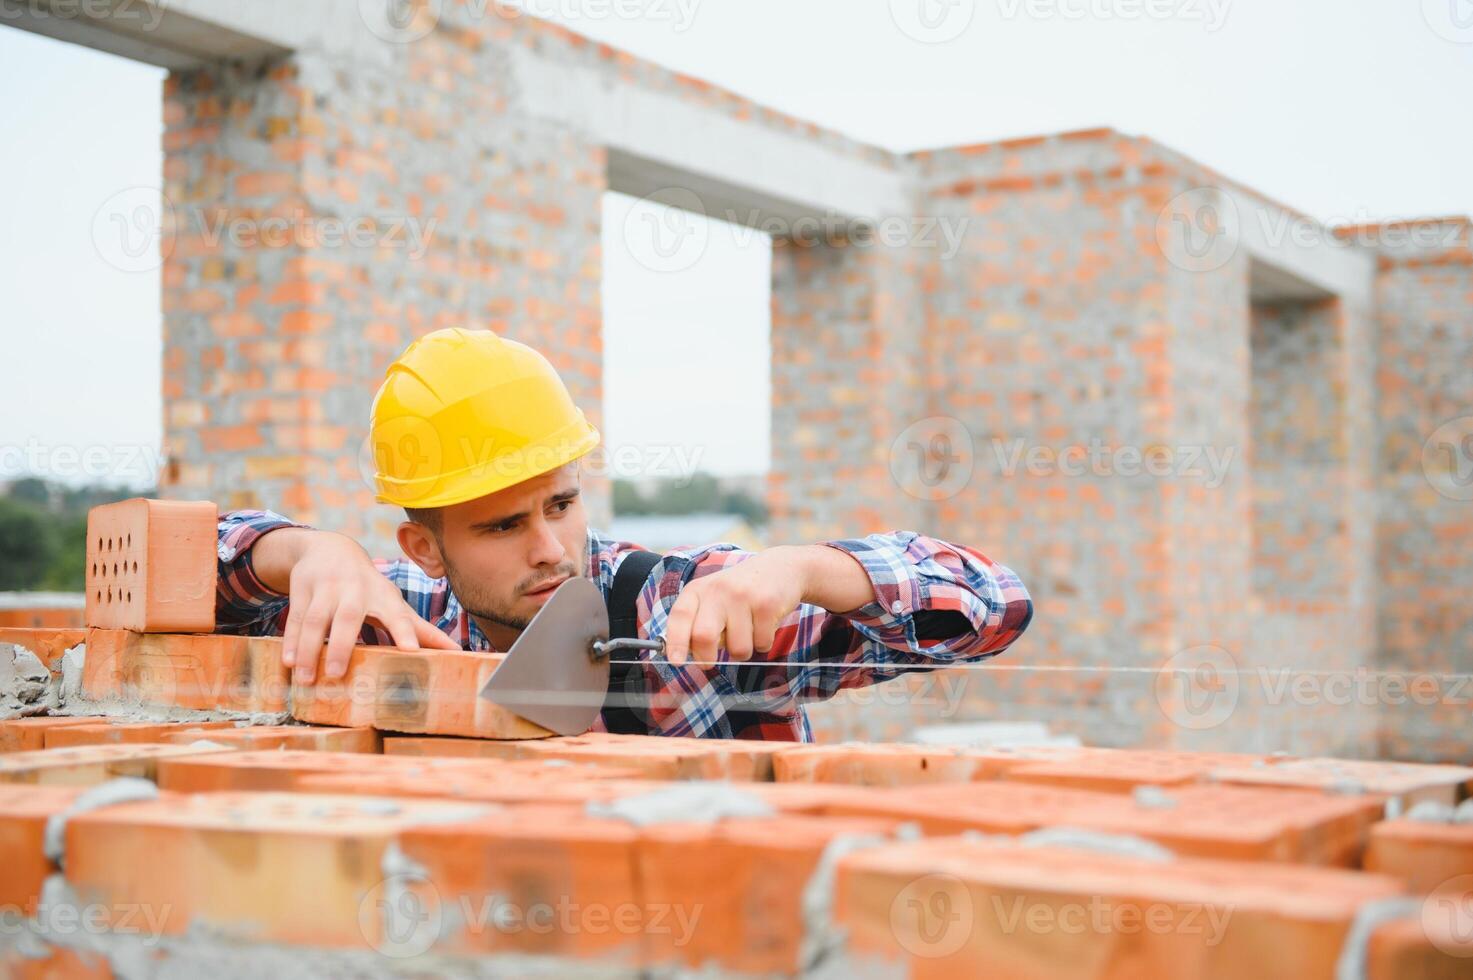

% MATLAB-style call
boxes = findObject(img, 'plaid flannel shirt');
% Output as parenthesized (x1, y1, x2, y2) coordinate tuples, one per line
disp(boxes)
(216, 510, 1032, 741)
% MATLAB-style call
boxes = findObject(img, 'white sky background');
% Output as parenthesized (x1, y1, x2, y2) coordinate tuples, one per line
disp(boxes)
(1, 0, 1470, 487)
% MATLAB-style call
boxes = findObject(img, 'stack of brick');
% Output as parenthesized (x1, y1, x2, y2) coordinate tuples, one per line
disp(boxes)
(1, 499, 1471, 975)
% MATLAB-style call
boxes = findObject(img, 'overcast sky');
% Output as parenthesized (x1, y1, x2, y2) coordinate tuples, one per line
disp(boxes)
(1, 0, 1469, 487)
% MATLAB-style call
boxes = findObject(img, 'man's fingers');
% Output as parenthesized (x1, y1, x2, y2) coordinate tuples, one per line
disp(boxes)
(412, 615, 459, 650)
(291, 594, 335, 684)
(322, 602, 365, 680)
(723, 606, 755, 662)
(663, 590, 700, 666)
(281, 588, 309, 668)
(381, 614, 421, 652)
(752, 611, 779, 657)
(689, 596, 727, 663)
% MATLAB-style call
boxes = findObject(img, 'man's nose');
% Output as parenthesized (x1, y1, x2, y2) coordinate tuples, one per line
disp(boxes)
(526, 516, 566, 568)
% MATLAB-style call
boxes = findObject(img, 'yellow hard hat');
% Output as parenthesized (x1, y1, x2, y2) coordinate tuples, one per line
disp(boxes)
(369, 328, 600, 508)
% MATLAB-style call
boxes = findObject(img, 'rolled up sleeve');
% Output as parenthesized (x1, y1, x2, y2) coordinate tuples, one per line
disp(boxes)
(215, 509, 304, 633)
(819, 531, 1033, 664)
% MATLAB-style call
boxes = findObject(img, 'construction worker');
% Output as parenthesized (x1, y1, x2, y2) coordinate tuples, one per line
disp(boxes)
(215, 328, 1032, 740)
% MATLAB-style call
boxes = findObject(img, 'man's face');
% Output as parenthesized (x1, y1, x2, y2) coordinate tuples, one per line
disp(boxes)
(426, 463, 589, 633)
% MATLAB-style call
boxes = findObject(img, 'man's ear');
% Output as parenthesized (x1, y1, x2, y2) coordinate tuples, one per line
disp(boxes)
(398, 521, 447, 579)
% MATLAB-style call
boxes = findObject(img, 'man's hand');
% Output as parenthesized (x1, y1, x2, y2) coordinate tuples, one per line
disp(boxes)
(254, 528, 459, 683)
(661, 544, 873, 666)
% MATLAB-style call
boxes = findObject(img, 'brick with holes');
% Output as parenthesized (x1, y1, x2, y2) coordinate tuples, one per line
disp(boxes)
(84, 498, 217, 632)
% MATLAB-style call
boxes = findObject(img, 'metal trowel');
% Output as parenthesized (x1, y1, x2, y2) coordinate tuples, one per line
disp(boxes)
(477, 577, 664, 736)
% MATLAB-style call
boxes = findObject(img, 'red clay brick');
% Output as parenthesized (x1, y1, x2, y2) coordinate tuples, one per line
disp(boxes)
(391, 732, 795, 781)
(159, 723, 381, 752)
(399, 807, 644, 961)
(835, 836, 1406, 977)
(0, 716, 107, 753)
(290, 646, 551, 740)
(294, 771, 678, 807)
(638, 814, 897, 973)
(1367, 908, 1473, 976)
(1211, 757, 1473, 807)
(0, 784, 86, 916)
(1366, 819, 1473, 892)
(82, 629, 289, 715)
(1004, 750, 1270, 793)
(0, 743, 232, 786)
(42, 720, 234, 749)
(820, 781, 1379, 865)
(772, 742, 1091, 786)
(64, 791, 497, 949)
(84, 499, 216, 632)
(153, 748, 591, 793)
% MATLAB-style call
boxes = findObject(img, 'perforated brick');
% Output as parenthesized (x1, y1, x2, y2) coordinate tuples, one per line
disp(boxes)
(42, 720, 234, 749)
(81, 629, 289, 715)
(158, 723, 381, 753)
(0, 742, 232, 786)
(84, 498, 217, 632)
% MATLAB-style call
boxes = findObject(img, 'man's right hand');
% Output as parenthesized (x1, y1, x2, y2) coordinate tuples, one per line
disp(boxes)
(253, 527, 459, 684)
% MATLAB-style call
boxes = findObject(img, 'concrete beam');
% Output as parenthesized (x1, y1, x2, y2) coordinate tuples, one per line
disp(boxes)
(508, 45, 911, 226)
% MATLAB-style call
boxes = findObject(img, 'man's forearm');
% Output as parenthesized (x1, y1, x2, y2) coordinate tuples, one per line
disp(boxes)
(250, 527, 354, 594)
(788, 544, 874, 614)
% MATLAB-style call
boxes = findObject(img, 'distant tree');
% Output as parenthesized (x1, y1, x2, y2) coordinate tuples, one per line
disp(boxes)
(612, 475, 767, 526)
(0, 480, 147, 591)
(41, 514, 89, 591)
(7, 477, 52, 508)
(0, 498, 57, 591)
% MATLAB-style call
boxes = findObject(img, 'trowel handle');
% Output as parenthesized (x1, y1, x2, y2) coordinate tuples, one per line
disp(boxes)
(590, 636, 666, 661)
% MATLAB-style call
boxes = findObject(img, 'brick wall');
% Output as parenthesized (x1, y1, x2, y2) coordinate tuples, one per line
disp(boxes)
(1371, 220, 1473, 761)
(151, 7, 1468, 761)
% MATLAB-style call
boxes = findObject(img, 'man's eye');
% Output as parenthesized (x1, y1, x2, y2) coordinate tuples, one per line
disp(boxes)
(552, 500, 573, 513)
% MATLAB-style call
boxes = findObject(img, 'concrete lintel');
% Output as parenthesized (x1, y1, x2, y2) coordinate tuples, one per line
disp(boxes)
(0, 0, 293, 68)
(509, 45, 911, 226)
(1232, 190, 1375, 309)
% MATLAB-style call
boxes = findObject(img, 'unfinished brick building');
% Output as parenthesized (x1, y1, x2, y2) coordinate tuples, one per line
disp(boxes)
(10, 0, 1471, 764)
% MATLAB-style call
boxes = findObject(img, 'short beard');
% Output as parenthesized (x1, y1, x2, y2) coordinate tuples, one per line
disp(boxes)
(442, 541, 588, 633)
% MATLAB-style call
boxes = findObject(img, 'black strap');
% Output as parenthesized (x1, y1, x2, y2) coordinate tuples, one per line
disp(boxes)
(601, 549, 664, 734)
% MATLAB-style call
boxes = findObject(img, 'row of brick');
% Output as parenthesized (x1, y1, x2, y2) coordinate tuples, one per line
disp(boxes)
(2, 767, 1468, 976)
(4, 735, 1472, 887)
